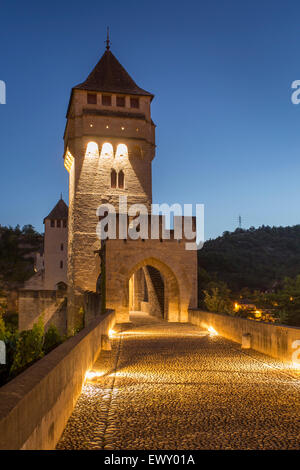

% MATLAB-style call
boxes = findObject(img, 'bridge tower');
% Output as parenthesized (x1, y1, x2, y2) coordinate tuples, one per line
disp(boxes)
(64, 40, 156, 330)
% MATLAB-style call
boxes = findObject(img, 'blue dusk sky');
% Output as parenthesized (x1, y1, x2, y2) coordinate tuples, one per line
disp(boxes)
(0, 0, 300, 240)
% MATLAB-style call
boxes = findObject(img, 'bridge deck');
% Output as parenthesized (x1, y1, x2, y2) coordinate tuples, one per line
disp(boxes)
(57, 313, 300, 450)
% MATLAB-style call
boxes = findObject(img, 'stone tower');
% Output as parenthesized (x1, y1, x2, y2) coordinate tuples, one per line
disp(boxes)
(43, 198, 68, 290)
(64, 43, 156, 330)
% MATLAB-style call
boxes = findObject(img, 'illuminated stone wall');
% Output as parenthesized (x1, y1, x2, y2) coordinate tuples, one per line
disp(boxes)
(189, 309, 300, 363)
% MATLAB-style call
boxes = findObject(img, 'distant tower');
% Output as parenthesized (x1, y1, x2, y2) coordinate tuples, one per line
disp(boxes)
(64, 40, 155, 329)
(238, 215, 242, 229)
(43, 198, 68, 289)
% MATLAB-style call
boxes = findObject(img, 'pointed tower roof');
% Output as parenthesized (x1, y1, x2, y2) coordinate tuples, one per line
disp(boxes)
(74, 49, 153, 98)
(43, 198, 68, 223)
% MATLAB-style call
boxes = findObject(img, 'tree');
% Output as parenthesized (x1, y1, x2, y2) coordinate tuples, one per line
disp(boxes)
(203, 281, 234, 315)
(0, 314, 6, 341)
(270, 275, 300, 326)
(43, 324, 62, 353)
(10, 317, 44, 376)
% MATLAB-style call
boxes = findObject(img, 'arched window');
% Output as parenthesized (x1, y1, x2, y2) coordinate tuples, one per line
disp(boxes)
(118, 170, 125, 189)
(116, 143, 128, 158)
(100, 142, 114, 158)
(85, 141, 99, 157)
(111, 169, 117, 188)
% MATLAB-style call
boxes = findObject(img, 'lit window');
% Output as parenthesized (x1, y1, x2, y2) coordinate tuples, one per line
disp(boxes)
(111, 169, 117, 188)
(102, 95, 112, 106)
(87, 93, 97, 104)
(130, 97, 139, 108)
(85, 141, 99, 157)
(116, 96, 125, 107)
(100, 142, 114, 158)
(64, 149, 74, 173)
(116, 143, 128, 158)
(118, 170, 125, 189)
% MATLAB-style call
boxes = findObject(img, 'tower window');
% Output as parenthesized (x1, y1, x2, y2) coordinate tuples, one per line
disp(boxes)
(130, 97, 139, 108)
(116, 96, 125, 107)
(87, 93, 97, 104)
(116, 143, 128, 158)
(102, 95, 112, 106)
(85, 141, 99, 157)
(60, 243, 64, 251)
(50, 220, 55, 227)
(101, 142, 114, 158)
(60, 260, 63, 269)
(57, 220, 61, 228)
(111, 169, 117, 188)
(63, 219, 67, 228)
(118, 170, 125, 189)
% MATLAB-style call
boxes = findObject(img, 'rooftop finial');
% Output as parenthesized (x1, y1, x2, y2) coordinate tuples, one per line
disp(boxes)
(105, 27, 111, 50)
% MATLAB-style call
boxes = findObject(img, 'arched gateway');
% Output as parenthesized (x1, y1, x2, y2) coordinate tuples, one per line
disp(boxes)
(128, 258, 180, 321)
(105, 240, 197, 323)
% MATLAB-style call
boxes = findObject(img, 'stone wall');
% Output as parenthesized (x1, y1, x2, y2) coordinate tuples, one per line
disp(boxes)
(0, 310, 115, 450)
(83, 291, 102, 326)
(189, 309, 300, 363)
(18, 289, 67, 335)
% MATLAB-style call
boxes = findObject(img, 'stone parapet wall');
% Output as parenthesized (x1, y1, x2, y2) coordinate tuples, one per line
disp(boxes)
(0, 310, 115, 450)
(189, 309, 300, 363)
(18, 289, 67, 334)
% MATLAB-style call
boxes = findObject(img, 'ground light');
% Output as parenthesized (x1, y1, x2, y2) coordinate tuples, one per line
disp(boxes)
(207, 326, 218, 336)
(85, 370, 103, 381)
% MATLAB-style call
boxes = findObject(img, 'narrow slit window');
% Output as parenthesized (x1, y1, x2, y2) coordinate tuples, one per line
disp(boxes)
(111, 169, 117, 188)
(118, 170, 124, 189)
(87, 93, 97, 104)
(57, 220, 61, 228)
(130, 97, 139, 108)
(60, 260, 63, 269)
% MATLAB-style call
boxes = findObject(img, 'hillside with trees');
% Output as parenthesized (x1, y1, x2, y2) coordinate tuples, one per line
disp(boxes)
(0, 224, 43, 291)
(198, 225, 300, 292)
(198, 225, 300, 326)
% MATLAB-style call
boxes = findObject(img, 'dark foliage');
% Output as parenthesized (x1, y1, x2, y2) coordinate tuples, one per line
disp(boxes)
(0, 225, 43, 289)
(198, 225, 300, 293)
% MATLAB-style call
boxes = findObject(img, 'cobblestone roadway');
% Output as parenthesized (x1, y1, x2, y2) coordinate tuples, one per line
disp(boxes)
(57, 313, 300, 450)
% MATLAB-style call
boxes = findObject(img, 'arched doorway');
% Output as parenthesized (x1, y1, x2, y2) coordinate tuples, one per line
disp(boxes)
(127, 258, 180, 321)
(129, 265, 165, 318)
